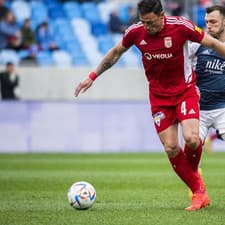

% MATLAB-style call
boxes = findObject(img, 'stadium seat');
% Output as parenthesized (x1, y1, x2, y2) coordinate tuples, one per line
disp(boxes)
(97, 35, 114, 54)
(81, 2, 102, 24)
(91, 22, 108, 37)
(71, 18, 91, 37)
(131, 45, 142, 58)
(52, 19, 74, 37)
(77, 33, 103, 66)
(43, 0, 58, 6)
(192, 5, 206, 28)
(64, 40, 89, 66)
(52, 50, 72, 67)
(0, 50, 20, 65)
(118, 3, 132, 25)
(63, 2, 83, 20)
(64, 40, 83, 54)
(36, 51, 54, 66)
(47, 3, 65, 20)
(11, 0, 31, 24)
(98, 2, 118, 24)
(122, 50, 141, 68)
(53, 35, 67, 50)
(72, 54, 89, 66)
(30, 1, 48, 29)
(111, 33, 123, 44)
(18, 50, 30, 60)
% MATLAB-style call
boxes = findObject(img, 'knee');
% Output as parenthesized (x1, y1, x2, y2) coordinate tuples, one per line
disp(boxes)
(184, 133, 199, 150)
(163, 142, 180, 158)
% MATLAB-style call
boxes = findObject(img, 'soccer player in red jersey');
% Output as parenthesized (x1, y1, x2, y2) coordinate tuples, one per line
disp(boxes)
(75, 0, 225, 211)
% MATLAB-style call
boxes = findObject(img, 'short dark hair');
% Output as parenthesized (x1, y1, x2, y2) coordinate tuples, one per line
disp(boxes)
(206, 5, 225, 17)
(6, 62, 13, 66)
(138, 0, 163, 16)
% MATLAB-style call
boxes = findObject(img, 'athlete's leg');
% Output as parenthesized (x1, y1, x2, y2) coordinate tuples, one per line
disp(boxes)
(158, 124, 205, 194)
(176, 92, 202, 171)
(200, 110, 214, 153)
(181, 118, 203, 171)
(214, 108, 225, 141)
(177, 119, 210, 210)
(152, 97, 209, 210)
(199, 110, 211, 144)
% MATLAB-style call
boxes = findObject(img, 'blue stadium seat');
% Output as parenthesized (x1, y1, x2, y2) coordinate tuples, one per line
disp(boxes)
(91, 22, 108, 37)
(192, 5, 206, 28)
(0, 50, 20, 65)
(50, 19, 76, 48)
(43, 0, 58, 6)
(71, 18, 91, 37)
(64, 40, 89, 66)
(98, 2, 117, 24)
(97, 35, 114, 54)
(118, 3, 132, 25)
(131, 45, 141, 58)
(64, 40, 83, 54)
(53, 35, 67, 49)
(11, 0, 31, 24)
(48, 3, 65, 20)
(81, 2, 102, 24)
(30, 1, 48, 28)
(18, 50, 30, 60)
(36, 51, 54, 66)
(52, 19, 74, 36)
(63, 2, 83, 20)
(52, 50, 72, 67)
(122, 50, 141, 68)
(5, 0, 11, 7)
(72, 54, 89, 66)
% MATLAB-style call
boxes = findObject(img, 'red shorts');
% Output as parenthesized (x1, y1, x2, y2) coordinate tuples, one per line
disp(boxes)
(150, 86, 200, 133)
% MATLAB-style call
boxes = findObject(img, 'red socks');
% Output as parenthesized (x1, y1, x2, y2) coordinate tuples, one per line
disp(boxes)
(184, 139, 202, 171)
(169, 149, 205, 194)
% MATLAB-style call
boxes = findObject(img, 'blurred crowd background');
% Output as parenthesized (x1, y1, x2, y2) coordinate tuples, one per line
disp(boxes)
(1, 0, 224, 152)
(0, 0, 225, 68)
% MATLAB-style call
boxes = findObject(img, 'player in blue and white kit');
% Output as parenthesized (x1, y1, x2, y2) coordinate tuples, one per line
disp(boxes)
(190, 5, 225, 146)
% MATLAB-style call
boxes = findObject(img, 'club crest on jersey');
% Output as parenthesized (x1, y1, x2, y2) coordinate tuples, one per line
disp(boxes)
(164, 37, 172, 48)
(153, 111, 165, 127)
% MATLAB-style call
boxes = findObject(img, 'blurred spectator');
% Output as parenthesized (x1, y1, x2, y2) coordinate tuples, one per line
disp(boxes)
(199, 0, 212, 7)
(109, 9, 127, 33)
(0, 11, 22, 50)
(128, 5, 139, 25)
(221, 0, 225, 5)
(0, 62, 20, 100)
(20, 18, 38, 60)
(36, 21, 59, 51)
(0, 0, 9, 21)
(166, 1, 183, 16)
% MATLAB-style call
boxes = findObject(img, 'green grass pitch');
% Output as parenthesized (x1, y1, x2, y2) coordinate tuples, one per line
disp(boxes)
(0, 152, 225, 225)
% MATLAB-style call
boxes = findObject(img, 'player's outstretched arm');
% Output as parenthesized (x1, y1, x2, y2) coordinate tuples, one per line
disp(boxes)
(201, 33, 225, 58)
(74, 42, 128, 97)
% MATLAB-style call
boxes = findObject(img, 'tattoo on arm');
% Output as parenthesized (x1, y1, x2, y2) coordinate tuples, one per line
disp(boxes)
(96, 44, 126, 75)
(98, 61, 112, 74)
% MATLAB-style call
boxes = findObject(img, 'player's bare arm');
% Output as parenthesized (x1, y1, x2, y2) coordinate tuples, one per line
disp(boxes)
(201, 33, 225, 58)
(95, 42, 128, 75)
(74, 42, 128, 97)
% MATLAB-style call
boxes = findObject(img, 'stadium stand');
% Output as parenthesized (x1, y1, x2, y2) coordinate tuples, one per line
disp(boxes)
(0, 49, 20, 65)
(0, 0, 213, 67)
(0, 0, 140, 67)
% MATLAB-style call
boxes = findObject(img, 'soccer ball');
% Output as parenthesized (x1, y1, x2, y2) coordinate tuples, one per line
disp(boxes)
(67, 181, 96, 210)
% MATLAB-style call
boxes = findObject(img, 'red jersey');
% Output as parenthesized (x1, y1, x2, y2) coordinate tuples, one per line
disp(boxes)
(122, 16, 204, 97)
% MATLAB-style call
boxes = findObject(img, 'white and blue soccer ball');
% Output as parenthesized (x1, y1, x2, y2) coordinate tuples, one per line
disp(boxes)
(67, 181, 96, 210)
